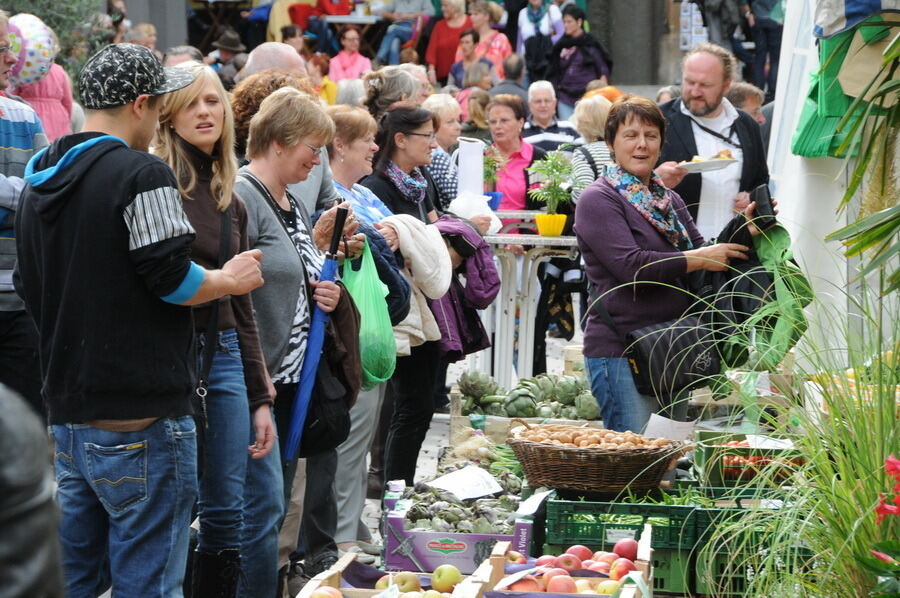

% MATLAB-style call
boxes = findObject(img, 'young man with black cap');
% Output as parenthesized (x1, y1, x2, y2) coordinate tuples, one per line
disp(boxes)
(15, 43, 265, 598)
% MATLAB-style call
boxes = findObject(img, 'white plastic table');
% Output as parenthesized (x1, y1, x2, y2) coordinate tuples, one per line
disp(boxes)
(482, 233, 578, 388)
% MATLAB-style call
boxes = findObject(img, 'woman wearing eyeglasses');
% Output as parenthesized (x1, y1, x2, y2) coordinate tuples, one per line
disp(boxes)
(360, 104, 455, 489)
(360, 103, 440, 224)
(330, 24, 372, 82)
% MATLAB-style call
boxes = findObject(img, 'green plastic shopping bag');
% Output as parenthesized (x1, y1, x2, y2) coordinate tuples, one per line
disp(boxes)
(342, 238, 396, 390)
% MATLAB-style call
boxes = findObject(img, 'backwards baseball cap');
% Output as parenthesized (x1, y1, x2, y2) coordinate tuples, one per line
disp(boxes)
(79, 43, 197, 110)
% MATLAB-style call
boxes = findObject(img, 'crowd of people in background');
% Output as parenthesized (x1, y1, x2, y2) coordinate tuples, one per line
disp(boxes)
(0, 1, 783, 597)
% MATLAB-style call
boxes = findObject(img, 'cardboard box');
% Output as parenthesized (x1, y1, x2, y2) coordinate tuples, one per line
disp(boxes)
(297, 550, 478, 598)
(457, 530, 653, 598)
(384, 493, 547, 574)
(562, 345, 584, 376)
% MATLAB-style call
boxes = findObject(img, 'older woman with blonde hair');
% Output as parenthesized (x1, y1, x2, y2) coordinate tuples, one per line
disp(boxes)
(571, 93, 612, 201)
(236, 86, 363, 590)
(422, 93, 462, 209)
(155, 61, 275, 597)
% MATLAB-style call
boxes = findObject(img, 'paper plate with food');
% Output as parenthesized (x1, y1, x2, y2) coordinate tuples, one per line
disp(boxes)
(675, 150, 738, 173)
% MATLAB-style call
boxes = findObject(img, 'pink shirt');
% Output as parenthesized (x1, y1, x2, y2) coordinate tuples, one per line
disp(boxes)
(15, 63, 72, 142)
(496, 140, 534, 211)
(454, 30, 512, 79)
(329, 51, 373, 82)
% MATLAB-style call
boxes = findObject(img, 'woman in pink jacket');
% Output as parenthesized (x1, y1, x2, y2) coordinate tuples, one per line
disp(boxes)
(329, 25, 373, 81)
(15, 63, 73, 141)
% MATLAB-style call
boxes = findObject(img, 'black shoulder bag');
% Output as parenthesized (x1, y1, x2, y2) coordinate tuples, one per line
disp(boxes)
(589, 292, 720, 399)
(194, 205, 232, 469)
(238, 172, 352, 457)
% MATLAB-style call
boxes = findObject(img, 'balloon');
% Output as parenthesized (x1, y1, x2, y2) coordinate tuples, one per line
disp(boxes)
(7, 22, 26, 83)
(9, 14, 58, 87)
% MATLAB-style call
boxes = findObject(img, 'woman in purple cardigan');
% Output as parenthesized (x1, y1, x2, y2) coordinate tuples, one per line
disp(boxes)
(574, 96, 758, 433)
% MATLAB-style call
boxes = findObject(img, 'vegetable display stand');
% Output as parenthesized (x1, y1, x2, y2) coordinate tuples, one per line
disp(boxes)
(693, 431, 804, 487)
(449, 393, 606, 446)
(508, 421, 685, 493)
(298, 550, 475, 598)
(461, 536, 653, 598)
(383, 496, 544, 574)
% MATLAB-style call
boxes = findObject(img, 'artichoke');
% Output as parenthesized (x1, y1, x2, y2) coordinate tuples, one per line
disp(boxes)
(504, 387, 537, 417)
(472, 517, 495, 534)
(575, 390, 601, 420)
(515, 378, 544, 403)
(483, 402, 507, 417)
(555, 375, 584, 405)
(497, 470, 523, 494)
(431, 516, 453, 532)
(455, 520, 474, 533)
(457, 371, 502, 400)
(535, 374, 558, 401)
(428, 500, 451, 516)
(559, 405, 579, 420)
(407, 502, 432, 522)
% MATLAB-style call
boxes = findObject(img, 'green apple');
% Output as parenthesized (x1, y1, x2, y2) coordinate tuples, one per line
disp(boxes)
(422, 590, 443, 598)
(375, 575, 391, 590)
(394, 572, 422, 593)
(431, 564, 463, 593)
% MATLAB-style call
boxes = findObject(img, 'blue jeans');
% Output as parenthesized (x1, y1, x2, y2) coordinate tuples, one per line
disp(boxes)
(557, 102, 575, 121)
(53, 416, 197, 598)
(238, 407, 284, 598)
(585, 357, 657, 433)
(196, 329, 251, 551)
(376, 21, 413, 65)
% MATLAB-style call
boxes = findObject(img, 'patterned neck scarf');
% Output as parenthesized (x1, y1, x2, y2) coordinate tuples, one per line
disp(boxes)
(602, 164, 693, 250)
(385, 161, 427, 204)
(527, 2, 548, 26)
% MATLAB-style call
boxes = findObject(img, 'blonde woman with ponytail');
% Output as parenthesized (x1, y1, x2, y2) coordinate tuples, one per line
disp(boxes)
(156, 61, 277, 597)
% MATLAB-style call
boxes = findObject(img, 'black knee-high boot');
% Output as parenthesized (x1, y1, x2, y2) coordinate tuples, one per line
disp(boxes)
(191, 548, 241, 598)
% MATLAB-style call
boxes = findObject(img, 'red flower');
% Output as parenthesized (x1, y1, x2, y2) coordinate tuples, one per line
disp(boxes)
(871, 550, 900, 565)
(876, 493, 900, 524)
(887, 455, 900, 480)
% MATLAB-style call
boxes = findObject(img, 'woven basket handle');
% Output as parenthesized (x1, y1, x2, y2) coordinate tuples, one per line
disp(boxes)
(509, 418, 533, 430)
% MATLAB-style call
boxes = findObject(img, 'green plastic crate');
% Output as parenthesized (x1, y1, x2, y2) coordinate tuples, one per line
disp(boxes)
(546, 497, 699, 550)
(650, 548, 694, 595)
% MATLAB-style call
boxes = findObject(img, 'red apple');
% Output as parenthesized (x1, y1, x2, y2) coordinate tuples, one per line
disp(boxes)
(542, 568, 570, 585)
(554, 553, 582, 572)
(506, 550, 527, 565)
(535, 554, 557, 567)
(580, 560, 595, 569)
(591, 552, 617, 566)
(509, 575, 542, 592)
(612, 538, 639, 562)
(609, 558, 637, 581)
(546, 575, 577, 594)
(565, 545, 594, 562)
(588, 562, 611, 574)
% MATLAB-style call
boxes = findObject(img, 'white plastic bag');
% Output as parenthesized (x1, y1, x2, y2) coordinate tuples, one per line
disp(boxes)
(448, 191, 502, 234)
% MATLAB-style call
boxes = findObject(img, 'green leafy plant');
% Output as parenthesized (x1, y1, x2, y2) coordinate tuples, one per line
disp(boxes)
(698, 274, 899, 597)
(483, 146, 507, 187)
(526, 150, 574, 214)
(826, 31, 900, 294)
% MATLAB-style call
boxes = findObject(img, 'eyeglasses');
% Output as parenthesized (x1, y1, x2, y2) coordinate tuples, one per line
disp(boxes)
(406, 132, 436, 141)
(302, 141, 325, 156)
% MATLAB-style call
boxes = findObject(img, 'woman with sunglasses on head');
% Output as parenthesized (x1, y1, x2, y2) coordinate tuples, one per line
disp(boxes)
(154, 61, 276, 597)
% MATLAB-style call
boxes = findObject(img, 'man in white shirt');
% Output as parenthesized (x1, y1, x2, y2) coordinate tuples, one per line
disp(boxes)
(655, 42, 768, 240)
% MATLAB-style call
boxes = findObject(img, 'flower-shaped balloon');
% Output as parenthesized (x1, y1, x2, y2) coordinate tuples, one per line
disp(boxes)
(8, 14, 58, 87)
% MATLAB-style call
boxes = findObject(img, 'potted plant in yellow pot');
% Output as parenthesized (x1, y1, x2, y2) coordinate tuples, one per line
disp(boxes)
(527, 150, 574, 236)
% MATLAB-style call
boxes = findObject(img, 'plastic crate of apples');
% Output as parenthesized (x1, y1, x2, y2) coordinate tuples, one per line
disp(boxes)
(455, 531, 652, 598)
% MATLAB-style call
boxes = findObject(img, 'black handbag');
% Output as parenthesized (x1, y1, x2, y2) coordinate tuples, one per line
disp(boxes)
(590, 293, 721, 399)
